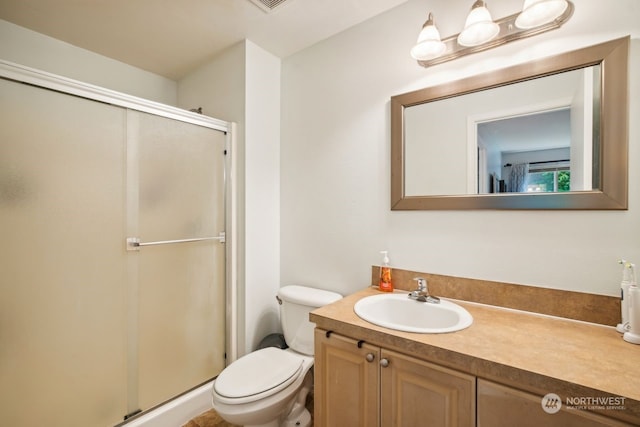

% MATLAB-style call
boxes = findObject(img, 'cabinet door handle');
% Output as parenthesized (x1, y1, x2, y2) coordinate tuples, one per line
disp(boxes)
(380, 358, 389, 368)
(366, 353, 375, 363)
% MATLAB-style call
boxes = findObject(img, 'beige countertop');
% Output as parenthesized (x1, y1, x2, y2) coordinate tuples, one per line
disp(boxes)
(310, 287, 640, 423)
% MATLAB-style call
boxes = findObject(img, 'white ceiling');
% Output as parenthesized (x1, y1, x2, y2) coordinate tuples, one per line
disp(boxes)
(0, 0, 409, 80)
(478, 108, 571, 154)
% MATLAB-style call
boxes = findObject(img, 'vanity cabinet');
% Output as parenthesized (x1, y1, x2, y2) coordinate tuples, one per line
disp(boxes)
(314, 329, 475, 427)
(314, 329, 379, 426)
(477, 379, 634, 427)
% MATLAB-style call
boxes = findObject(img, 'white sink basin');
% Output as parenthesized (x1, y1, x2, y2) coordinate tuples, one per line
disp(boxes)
(353, 293, 473, 333)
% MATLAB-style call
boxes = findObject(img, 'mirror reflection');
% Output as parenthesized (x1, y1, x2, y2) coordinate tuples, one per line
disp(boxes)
(404, 65, 601, 196)
(390, 37, 628, 210)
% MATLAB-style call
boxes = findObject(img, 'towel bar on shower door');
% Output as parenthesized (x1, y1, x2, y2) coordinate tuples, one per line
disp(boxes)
(126, 232, 226, 251)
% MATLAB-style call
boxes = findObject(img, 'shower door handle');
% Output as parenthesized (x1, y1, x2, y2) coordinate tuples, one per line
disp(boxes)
(126, 232, 225, 251)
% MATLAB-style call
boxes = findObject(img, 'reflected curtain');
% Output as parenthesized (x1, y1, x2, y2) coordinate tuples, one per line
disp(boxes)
(507, 163, 529, 192)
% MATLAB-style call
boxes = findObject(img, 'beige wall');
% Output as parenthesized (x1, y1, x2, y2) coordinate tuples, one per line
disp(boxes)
(0, 19, 177, 105)
(281, 0, 640, 297)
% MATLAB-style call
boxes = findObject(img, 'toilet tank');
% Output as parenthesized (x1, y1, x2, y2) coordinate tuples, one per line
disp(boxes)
(278, 285, 342, 356)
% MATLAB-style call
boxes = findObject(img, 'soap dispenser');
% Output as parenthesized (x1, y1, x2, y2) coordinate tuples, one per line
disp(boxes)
(379, 251, 393, 292)
(623, 262, 640, 344)
(617, 259, 635, 334)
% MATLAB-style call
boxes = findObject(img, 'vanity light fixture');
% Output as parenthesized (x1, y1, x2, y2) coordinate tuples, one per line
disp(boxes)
(412, 0, 573, 67)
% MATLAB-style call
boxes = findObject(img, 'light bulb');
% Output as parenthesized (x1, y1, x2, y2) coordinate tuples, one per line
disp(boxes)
(515, 0, 569, 29)
(457, 1, 500, 47)
(410, 13, 446, 61)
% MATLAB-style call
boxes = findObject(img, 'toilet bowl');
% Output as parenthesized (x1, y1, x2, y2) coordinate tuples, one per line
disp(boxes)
(212, 347, 313, 427)
(211, 285, 342, 427)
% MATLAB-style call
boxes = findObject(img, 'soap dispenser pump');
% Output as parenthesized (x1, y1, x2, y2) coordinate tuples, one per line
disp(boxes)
(617, 259, 635, 334)
(623, 262, 640, 344)
(379, 251, 393, 292)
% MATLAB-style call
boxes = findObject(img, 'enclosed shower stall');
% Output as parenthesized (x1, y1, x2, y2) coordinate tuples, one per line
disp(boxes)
(0, 62, 231, 426)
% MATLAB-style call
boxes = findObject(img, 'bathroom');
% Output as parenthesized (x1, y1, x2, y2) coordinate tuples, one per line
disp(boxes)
(1, 0, 639, 425)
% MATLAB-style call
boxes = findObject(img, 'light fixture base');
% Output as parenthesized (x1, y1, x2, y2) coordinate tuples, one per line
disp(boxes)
(417, 0, 573, 68)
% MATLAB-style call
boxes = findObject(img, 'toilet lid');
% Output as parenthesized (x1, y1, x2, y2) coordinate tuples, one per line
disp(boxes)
(214, 347, 303, 399)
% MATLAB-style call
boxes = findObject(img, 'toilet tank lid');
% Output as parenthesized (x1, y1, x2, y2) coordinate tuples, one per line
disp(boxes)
(278, 285, 342, 307)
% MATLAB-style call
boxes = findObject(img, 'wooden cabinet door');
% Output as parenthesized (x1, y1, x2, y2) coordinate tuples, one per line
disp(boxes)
(478, 379, 634, 427)
(381, 349, 476, 427)
(314, 329, 380, 427)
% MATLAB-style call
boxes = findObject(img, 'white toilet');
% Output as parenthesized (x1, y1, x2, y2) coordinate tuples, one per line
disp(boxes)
(211, 285, 342, 427)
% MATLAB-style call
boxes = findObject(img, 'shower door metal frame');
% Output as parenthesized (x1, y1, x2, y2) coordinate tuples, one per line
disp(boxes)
(0, 59, 237, 422)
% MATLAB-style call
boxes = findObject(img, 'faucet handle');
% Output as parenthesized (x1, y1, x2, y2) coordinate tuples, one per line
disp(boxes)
(413, 277, 427, 292)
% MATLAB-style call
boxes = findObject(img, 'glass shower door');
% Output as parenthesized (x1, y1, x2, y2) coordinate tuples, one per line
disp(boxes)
(0, 78, 128, 426)
(1, 75, 228, 425)
(126, 110, 227, 412)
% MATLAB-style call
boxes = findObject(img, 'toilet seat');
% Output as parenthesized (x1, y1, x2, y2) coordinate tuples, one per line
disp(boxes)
(213, 347, 304, 404)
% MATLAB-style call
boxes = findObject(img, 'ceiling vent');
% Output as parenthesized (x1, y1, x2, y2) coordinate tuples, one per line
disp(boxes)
(248, 0, 291, 13)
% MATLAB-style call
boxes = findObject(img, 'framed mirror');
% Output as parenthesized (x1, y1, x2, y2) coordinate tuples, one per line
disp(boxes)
(391, 37, 629, 210)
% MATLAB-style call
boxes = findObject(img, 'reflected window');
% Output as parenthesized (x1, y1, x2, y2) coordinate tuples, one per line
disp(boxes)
(527, 169, 571, 192)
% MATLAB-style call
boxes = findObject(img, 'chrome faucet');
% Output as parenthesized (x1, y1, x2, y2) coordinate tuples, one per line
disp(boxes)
(409, 277, 440, 304)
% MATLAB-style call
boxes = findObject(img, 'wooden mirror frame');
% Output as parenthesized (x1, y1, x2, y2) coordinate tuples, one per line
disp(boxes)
(391, 37, 629, 210)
